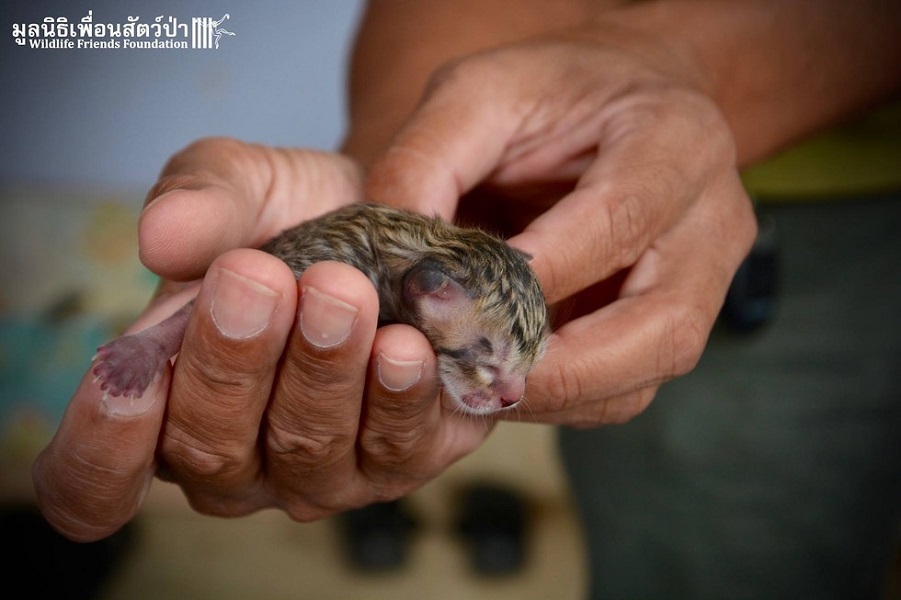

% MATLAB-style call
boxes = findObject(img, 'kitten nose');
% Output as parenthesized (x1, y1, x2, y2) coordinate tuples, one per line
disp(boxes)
(497, 376, 526, 408)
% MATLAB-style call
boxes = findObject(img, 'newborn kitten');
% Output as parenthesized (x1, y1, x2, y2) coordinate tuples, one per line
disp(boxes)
(93, 202, 548, 415)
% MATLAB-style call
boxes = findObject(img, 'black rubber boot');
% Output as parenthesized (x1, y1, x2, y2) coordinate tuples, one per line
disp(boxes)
(339, 499, 418, 571)
(455, 484, 527, 576)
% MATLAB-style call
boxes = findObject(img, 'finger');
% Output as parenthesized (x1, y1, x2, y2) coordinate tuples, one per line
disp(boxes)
(31, 283, 203, 541)
(523, 171, 757, 420)
(32, 362, 168, 542)
(365, 57, 522, 220)
(357, 323, 473, 494)
(262, 261, 380, 520)
(140, 138, 362, 281)
(509, 385, 660, 428)
(509, 90, 737, 304)
(358, 325, 442, 493)
(158, 248, 298, 515)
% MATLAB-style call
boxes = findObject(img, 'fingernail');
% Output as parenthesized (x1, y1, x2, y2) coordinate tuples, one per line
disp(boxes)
(141, 189, 177, 214)
(377, 354, 424, 392)
(211, 268, 280, 339)
(100, 389, 157, 418)
(300, 286, 358, 349)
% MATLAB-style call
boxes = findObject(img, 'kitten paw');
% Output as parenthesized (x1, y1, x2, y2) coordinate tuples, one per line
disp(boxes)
(92, 335, 168, 399)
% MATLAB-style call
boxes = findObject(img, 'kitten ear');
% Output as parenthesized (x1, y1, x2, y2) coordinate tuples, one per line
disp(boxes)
(403, 260, 470, 307)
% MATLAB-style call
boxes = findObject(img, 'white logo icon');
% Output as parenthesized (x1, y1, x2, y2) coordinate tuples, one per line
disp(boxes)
(192, 13, 235, 50)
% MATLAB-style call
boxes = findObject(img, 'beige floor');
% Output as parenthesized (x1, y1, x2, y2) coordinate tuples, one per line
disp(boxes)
(98, 422, 587, 600)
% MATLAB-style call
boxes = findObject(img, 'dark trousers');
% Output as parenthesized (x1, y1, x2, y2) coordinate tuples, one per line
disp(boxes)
(560, 197, 901, 599)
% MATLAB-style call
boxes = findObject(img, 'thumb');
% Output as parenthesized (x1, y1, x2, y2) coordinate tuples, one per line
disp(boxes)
(140, 137, 362, 281)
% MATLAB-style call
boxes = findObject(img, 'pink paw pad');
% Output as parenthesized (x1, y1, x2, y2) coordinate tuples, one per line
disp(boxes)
(92, 335, 169, 399)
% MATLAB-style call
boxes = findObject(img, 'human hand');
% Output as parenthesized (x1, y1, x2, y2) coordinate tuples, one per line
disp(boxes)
(33, 138, 491, 542)
(364, 21, 758, 427)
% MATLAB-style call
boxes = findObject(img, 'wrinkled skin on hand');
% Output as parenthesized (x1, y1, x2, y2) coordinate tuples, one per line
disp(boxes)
(363, 23, 758, 426)
(33, 141, 492, 542)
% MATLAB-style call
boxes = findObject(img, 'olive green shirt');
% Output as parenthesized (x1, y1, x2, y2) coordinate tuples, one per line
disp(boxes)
(742, 101, 901, 200)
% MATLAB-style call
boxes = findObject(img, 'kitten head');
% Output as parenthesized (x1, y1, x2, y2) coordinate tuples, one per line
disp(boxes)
(402, 236, 548, 415)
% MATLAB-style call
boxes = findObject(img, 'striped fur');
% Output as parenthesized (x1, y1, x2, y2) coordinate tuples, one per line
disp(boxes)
(261, 203, 549, 393)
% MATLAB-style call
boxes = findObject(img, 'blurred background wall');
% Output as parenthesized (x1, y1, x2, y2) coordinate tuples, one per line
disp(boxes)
(2, 0, 363, 190)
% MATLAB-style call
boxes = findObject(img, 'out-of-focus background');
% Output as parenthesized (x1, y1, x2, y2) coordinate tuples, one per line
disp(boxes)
(1, 2, 587, 598)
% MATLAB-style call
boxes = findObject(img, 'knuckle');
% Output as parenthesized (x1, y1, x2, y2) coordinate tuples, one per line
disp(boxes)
(541, 354, 586, 413)
(689, 94, 737, 167)
(422, 51, 520, 112)
(660, 302, 710, 378)
(278, 334, 367, 397)
(423, 57, 465, 97)
(161, 432, 245, 480)
(359, 427, 423, 473)
(423, 54, 493, 99)
(659, 89, 735, 162)
(602, 190, 651, 270)
(280, 357, 357, 397)
(265, 422, 349, 470)
(177, 345, 269, 401)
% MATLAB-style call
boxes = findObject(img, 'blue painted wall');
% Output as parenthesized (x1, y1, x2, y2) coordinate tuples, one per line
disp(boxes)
(2, 1, 363, 190)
